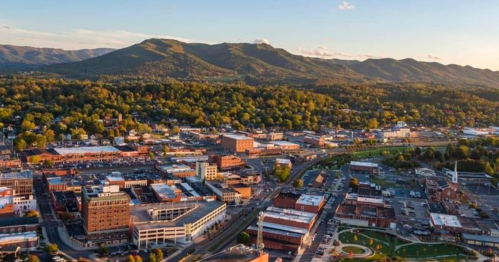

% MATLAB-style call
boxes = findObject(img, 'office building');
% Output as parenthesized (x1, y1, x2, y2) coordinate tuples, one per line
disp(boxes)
(196, 162, 218, 181)
(0, 171, 33, 196)
(81, 185, 130, 246)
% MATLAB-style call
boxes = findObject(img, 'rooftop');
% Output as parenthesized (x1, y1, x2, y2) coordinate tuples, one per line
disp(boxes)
(132, 200, 225, 229)
(462, 233, 499, 244)
(54, 146, 121, 155)
(222, 134, 253, 140)
(265, 206, 316, 224)
(296, 194, 324, 207)
(350, 161, 378, 168)
(151, 184, 179, 200)
(0, 170, 33, 180)
(430, 213, 462, 228)
(271, 141, 299, 146)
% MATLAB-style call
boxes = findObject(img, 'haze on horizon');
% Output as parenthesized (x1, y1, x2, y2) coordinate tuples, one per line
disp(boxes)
(1, 0, 498, 70)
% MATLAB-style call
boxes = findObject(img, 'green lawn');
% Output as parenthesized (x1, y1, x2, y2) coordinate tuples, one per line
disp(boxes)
(371, 177, 396, 188)
(342, 246, 365, 254)
(395, 243, 471, 258)
(353, 147, 407, 158)
(339, 230, 474, 262)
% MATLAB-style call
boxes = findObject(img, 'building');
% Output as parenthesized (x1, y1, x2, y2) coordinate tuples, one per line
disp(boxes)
(0, 217, 38, 249)
(131, 200, 226, 248)
(273, 192, 301, 209)
(157, 164, 196, 178)
(265, 132, 284, 141)
(216, 155, 246, 171)
(151, 184, 182, 202)
(205, 181, 242, 203)
(200, 244, 269, 262)
(335, 185, 396, 228)
(463, 234, 499, 248)
(380, 127, 411, 139)
(270, 141, 300, 151)
(275, 158, 292, 168)
(303, 136, 325, 147)
(295, 194, 325, 214)
(246, 207, 316, 253)
(0, 171, 33, 196)
(81, 185, 130, 246)
(0, 188, 37, 216)
(349, 161, 379, 175)
(221, 134, 254, 153)
(196, 162, 218, 181)
(232, 184, 252, 199)
(0, 187, 14, 215)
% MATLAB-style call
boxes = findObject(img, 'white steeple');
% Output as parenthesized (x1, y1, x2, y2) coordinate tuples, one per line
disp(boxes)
(451, 160, 458, 184)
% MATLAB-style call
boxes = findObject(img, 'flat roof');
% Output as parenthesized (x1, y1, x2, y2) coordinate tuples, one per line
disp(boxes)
(151, 184, 178, 199)
(350, 161, 378, 168)
(357, 196, 384, 205)
(132, 201, 225, 230)
(0, 231, 37, 243)
(106, 175, 125, 182)
(54, 146, 121, 155)
(296, 194, 324, 207)
(271, 141, 299, 146)
(276, 158, 292, 164)
(248, 225, 303, 239)
(261, 221, 308, 235)
(157, 164, 193, 173)
(0, 170, 33, 179)
(430, 213, 462, 228)
(265, 207, 316, 225)
(463, 233, 499, 244)
(222, 134, 253, 140)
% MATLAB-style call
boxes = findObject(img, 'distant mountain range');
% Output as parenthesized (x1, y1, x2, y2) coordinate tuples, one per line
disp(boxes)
(2, 39, 499, 86)
(0, 45, 114, 70)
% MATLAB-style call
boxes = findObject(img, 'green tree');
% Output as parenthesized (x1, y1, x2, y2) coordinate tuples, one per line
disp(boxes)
(293, 179, 304, 188)
(148, 253, 157, 262)
(154, 248, 164, 261)
(98, 244, 108, 256)
(14, 138, 27, 151)
(30, 155, 41, 164)
(45, 243, 58, 255)
(237, 232, 251, 245)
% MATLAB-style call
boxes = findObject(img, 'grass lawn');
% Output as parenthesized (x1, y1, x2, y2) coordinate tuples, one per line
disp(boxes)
(394, 243, 469, 258)
(339, 231, 390, 255)
(371, 177, 396, 188)
(342, 246, 365, 254)
(353, 147, 407, 158)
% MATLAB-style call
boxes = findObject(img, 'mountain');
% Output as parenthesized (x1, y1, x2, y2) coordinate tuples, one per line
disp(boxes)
(350, 58, 499, 87)
(44, 39, 364, 84)
(36, 39, 499, 86)
(0, 45, 115, 70)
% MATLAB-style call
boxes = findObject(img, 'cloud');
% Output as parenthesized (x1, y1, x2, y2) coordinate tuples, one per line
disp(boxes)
(338, 1, 355, 10)
(298, 46, 381, 59)
(0, 24, 194, 50)
(427, 55, 443, 61)
(253, 39, 270, 45)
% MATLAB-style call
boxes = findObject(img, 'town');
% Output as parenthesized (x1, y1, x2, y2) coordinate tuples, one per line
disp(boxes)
(0, 119, 499, 262)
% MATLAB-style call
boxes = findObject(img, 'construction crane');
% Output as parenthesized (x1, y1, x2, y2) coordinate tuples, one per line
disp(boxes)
(257, 211, 265, 256)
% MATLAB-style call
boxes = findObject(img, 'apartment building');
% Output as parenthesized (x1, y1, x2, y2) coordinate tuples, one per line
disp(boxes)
(196, 162, 218, 181)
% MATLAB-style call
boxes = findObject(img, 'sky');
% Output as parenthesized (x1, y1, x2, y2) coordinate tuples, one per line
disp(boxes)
(1, 0, 498, 70)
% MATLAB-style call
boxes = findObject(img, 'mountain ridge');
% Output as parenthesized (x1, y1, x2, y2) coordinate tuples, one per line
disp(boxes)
(2, 39, 499, 86)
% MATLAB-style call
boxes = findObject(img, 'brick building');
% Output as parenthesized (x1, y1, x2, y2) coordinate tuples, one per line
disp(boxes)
(216, 155, 246, 171)
(0, 171, 33, 196)
(81, 185, 130, 246)
(221, 134, 254, 153)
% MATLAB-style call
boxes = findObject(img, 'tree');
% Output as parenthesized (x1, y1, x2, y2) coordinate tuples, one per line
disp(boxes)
(456, 145, 469, 160)
(43, 160, 54, 167)
(26, 210, 39, 218)
(149, 152, 155, 159)
(135, 256, 143, 262)
(353, 235, 358, 242)
(163, 146, 170, 154)
(14, 138, 27, 151)
(171, 126, 180, 135)
(148, 253, 157, 262)
(154, 248, 164, 261)
(30, 155, 41, 164)
(237, 232, 251, 245)
(45, 243, 58, 255)
(26, 255, 40, 262)
(98, 243, 108, 256)
(293, 179, 304, 188)
(20, 120, 35, 132)
(367, 118, 378, 129)
(485, 163, 495, 175)
(127, 255, 136, 262)
(349, 178, 359, 188)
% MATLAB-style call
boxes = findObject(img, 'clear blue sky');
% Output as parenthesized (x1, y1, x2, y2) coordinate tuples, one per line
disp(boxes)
(1, 0, 498, 70)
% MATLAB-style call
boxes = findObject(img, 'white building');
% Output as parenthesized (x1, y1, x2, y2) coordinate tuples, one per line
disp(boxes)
(131, 201, 226, 248)
(196, 162, 218, 181)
